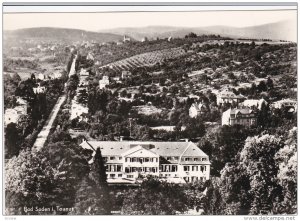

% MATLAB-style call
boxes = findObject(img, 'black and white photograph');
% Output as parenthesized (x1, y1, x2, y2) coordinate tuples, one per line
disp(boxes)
(2, 1, 298, 218)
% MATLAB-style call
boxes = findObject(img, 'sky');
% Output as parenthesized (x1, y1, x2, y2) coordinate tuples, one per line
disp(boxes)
(3, 10, 297, 31)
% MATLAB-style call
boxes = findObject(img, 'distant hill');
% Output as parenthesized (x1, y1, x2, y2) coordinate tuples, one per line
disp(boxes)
(4, 27, 124, 44)
(100, 20, 296, 42)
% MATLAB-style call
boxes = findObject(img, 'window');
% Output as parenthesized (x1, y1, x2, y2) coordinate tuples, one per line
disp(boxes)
(194, 158, 199, 161)
(145, 158, 149, 162)
(119, 157, 122, 160)
(174, 157, 179, 161)
(118, 174, 122, 178)
(116, 165, 122, 172)
(127, 175, 133, 178)
(167, 157, 171, 161)
(110, 156, 115, 160)
(103, 157, 107, 162)
(202, 158, 207, 161)
(126, 158, 129, 162)
(110, 174, 115, 178)
(185, 158, 191, 161)
(184, 166, 189, 171)
(200, 166, 204, 172)
(192, 166, 198, 171)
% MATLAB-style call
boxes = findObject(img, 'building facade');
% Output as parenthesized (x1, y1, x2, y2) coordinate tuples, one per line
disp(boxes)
(222, 108, 257, 126)
(189, 102, 206, 118)
(272, 99, 297, 112)
(80, 140, 211, 184)
(241, 98, 267, 110)
(4, 98, 28, 126)
(99, 76, 110, 89)
(216, 89, 245, 105)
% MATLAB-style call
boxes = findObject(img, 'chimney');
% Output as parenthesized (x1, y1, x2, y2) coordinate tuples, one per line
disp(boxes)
(120, 136, 124, 142)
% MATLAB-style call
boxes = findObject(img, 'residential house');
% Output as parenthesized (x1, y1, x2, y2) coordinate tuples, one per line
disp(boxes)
(189, 102, 206, 118)
(121, 71, 132, 79)
(241, 98, 267, 110)
(86, 52, 94, 61)
(4, 97, 28, 126)
(5, 109, 21, 126)
(272, 99, 297, 113)
(38, 73, 45, 80)
(222, 108, 257, 127)
(99, 76, 110, 89)
(216, 89, 245, 105)
(33, 83, 46, 94)
(50, 71, 62, 79)
(123, 35, 131, 43)
(80, 140, 211, 183)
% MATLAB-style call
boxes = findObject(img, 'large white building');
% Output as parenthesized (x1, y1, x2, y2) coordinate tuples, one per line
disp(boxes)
(80, 140, 211, 184)
(222, 108, 257, 127)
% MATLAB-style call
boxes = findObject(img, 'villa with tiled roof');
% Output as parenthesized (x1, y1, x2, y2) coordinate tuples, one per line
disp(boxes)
(216, 89, 245, 105)
(80, 140, 211, 184)
(222, 108, 257, 126)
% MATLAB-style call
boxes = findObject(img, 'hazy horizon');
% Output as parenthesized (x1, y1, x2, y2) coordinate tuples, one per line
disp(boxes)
(4, 10, 297, 32)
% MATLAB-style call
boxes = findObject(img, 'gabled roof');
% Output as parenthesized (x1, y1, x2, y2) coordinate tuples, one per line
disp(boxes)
(227, 108, 257, 116)
(121, 145, 158, 157)
(80, 141, 208, 158)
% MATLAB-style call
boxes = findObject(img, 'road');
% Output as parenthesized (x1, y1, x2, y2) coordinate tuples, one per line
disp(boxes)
(33, 95, 66, 151)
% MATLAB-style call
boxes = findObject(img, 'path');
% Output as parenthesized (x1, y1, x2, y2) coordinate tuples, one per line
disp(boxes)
(33, 95, 66, 150)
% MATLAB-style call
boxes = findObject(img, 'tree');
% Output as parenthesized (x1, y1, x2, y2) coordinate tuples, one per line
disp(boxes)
(184, 117, 206, 139)
(240, 134, 284, 214)
(87, 147, 112, 214)
(202, 180, 223, 215)
(273, 128, 297, 214)
(121, 176, 188, 215)
(5, 149, 57, 215)
(71, 176, 111, 215)
(5, 123, 21, 159)
(41, 131, 91, 212)
(219, 163, 251, 215)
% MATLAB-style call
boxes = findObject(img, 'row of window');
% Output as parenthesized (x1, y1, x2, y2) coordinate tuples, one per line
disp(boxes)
(109, 174, 207, 182)
(125, 167, 158, 173)
(125, 157, 158, 163)
(105, 165, 122, 172)
(182, 157, 207, 162)
(103, 156, 207, 162)
(103, 156, 122, 161)
(160, 165, 178, 172)
(184, 176, 206, 182)
(183, 165, 207, 172)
